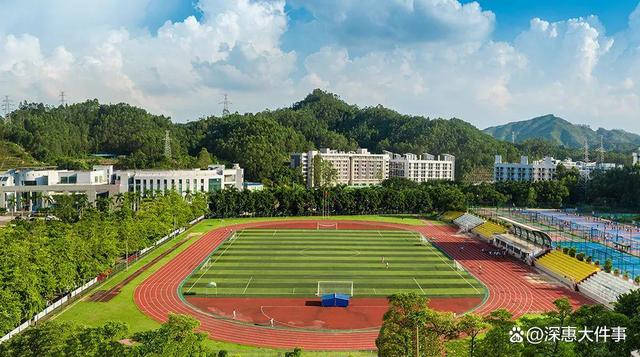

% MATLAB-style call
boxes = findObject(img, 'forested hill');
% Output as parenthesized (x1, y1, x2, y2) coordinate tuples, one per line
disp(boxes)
(484, 114, 640, 151)
(0, 91, 630, 182)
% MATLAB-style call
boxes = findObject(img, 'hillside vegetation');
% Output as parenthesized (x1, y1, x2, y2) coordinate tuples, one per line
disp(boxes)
(0, 91, 634, 182)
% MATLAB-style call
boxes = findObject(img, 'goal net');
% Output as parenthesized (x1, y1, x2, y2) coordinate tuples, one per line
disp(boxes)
(317, 222, 338, 230)
(454, 260, 465, 271)
(317, 281, 354, 296)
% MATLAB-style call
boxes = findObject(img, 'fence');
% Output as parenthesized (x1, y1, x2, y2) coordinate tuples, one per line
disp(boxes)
(0, 215, 205, 343)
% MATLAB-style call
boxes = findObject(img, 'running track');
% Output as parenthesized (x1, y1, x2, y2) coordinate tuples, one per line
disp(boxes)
(134, 220, 593, 350)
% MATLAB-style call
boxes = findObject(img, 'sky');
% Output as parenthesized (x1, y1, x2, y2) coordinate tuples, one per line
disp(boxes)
(2, 0, 640, 133)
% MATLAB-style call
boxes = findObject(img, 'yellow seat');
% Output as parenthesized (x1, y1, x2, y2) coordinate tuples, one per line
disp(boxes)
(537, 250, 599, 282)
(441, 211, 464, 221)
(471, 221, 507, 239)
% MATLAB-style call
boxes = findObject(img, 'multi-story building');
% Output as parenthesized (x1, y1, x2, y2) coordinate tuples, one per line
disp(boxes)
(387, 152, 455, 182)
(117, 164, 244, 195)
(0, 164, 244, 212)
(291, 148, 389, 187)
(633, 149, 639, 166)
(494, 155, 620, 182)
(290, 148, 456, 186)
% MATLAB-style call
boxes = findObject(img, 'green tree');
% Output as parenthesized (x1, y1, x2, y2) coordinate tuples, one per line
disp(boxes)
(457, 313, 487, 357)
(131, 314, 214, 356)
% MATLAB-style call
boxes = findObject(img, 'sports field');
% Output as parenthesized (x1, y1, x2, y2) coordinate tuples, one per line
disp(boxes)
(181, 227, 485, 298)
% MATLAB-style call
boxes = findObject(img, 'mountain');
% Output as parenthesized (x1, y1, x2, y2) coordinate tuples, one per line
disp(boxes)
(483, 114, 640, 151)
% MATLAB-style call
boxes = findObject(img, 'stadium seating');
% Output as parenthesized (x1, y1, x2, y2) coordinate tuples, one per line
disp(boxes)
(536, 250, 599, 283)
(578, 271, 638, 306)
(441, 211, 465, 222)
(453, 213, 485, 231)
(472, 221, 507, 239)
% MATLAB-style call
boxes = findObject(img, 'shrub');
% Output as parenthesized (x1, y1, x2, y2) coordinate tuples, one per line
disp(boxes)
(614, 268, 620, 276)
(576, 253, 584, 261)
(624, 272, 630, 279)
(635, 276, 640, 285)
(568, 247, 576, 257)
(218, 351, 228, 357)
(562, 247, 569, 254)
(586, 256, 592, 263)
(604, 259, 613, 273)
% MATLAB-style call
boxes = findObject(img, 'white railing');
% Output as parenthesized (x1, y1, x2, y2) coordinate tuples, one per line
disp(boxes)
(0, 215, 205, 343)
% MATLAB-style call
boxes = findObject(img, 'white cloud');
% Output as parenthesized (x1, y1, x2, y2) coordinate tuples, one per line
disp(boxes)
(1, 0, 640, 134)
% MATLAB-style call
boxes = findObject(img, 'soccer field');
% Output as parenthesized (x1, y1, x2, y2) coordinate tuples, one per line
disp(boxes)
(181, 228, 485, 298)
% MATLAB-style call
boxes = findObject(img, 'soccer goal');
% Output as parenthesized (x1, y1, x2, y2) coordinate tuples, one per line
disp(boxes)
(317, 281, 354, 296)
(317, 222, 338, 230)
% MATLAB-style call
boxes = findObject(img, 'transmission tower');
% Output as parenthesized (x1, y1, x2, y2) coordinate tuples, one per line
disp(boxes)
(583, 138, 589, 162)
(163, 130, 172, 160)
(59, 91, 66, 106)
(219, 94, 231, 117)
(511, 131, 516, 144)
(598, 135, 605, 163)
(2, 95, 14, 121)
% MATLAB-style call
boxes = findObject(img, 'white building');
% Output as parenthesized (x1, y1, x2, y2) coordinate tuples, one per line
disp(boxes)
(0, 164, 244, 212)
(291, 148, 456, 187)
(494, 155, 620, 182)
(291, 148, 389, 187)
(387, 152, 455, 182)
(117, 164, 244, 195)
(633, 148, 639, 166)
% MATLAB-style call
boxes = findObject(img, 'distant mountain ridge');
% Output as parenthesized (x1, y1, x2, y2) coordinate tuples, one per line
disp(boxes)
(484, 114, 640, 151)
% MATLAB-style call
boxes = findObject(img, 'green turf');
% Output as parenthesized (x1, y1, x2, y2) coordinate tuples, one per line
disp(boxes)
(182, 228, 484, 298)
(50, 215, 440, 355)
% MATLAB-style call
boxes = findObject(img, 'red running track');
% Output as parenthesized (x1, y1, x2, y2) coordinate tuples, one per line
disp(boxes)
(134, 220, 594, 350)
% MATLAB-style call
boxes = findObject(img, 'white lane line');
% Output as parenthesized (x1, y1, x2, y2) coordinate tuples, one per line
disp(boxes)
(413, 277, 426, 294)
(242, 276, 254, 295)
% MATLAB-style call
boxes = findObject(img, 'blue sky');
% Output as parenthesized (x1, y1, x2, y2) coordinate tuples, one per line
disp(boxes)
(2, 0, 640, 133)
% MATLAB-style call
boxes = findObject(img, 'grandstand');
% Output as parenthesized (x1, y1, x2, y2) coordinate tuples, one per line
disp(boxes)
(578, 271, 638, 307)
(536, 250, 599, 283)
(472, 221, 507, 240)
(453, 213, 485, 232)
(441, 211, 464, 222)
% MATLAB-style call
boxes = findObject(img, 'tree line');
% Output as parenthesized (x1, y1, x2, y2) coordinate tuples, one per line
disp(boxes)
(377, 290, 640, 357)
(5, 90, 635, 184)
(0, 191, 208, 336)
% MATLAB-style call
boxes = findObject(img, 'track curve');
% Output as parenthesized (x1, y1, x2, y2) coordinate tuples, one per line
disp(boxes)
(134, 220, 593, 350)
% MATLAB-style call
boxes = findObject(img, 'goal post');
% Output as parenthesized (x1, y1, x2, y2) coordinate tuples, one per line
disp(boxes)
(317, 281, 354, 296)
(317, 222, 338, 230)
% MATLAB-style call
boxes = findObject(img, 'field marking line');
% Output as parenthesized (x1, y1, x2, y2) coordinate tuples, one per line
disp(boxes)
(186, 230, 239, 293)
(422, 231, 482, 294)
(413, 277, 426, 294)
(242, 276, 253, 295)
(373, 287, 377, 295)
(378, 230, 383, 238)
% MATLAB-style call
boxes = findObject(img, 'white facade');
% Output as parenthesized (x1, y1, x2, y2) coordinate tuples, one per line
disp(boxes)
(0, 164, 244, 212)
(633, 149, 639, 166)
(291, 148, 389, 187)
(387, 152, 455, 182)
(494, 155, 621, 182)
(291, 148, 456, 186)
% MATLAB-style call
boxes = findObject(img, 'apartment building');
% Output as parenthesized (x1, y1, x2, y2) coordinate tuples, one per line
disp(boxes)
(494, 155, 620, 182)
(634, 149, 639, 166)
(290, 148, 456, 187)
(387, 152, 455, 182)
(291, 148, 389, 187)
(0, 164, 244, 212)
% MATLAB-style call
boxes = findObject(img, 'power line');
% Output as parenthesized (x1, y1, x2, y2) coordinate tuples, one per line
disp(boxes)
(219, 94, 231, 117)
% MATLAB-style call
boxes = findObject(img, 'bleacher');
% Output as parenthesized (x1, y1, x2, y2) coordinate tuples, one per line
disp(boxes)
(536, 250, 599, 283)
(440, 211, 465, 222)
(472, 221, 507, 239)
(578, 271, 638, 307)
(453, 213, 485, 231)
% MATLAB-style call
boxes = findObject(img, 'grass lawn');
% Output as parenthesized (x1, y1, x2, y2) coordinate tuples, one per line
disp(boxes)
(51, 215, 437, 356)
(183, 228, 484, 298)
